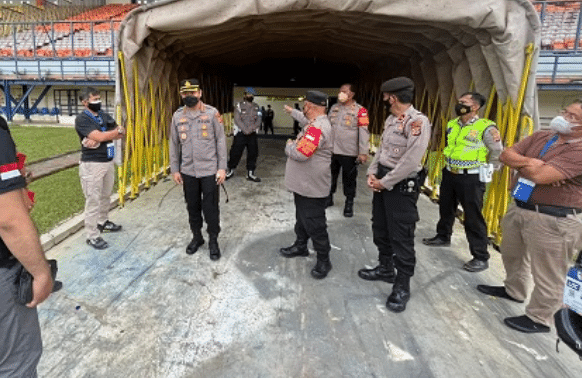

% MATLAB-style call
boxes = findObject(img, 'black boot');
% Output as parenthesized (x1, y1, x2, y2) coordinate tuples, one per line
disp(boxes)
(280, 241, 309, 258)
(386, 274, 411, 313)
(343, 197, 354, 217)
(358, 264, 395, 283)
(209, 234, 221, 261)
(186, 232, 204, 255)
(311, 255, 332, 279)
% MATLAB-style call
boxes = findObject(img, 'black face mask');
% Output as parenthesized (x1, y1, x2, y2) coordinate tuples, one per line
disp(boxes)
(183, 96, 199, 108)
(245, 96, 254, 102)
(455, 103, 472, 116)
(88, 101, 101, 112)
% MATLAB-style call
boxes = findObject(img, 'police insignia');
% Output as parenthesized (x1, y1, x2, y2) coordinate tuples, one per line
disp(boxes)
(411, 120, 423, 136)
(357, 108, 369, 127)
(181, 133, 187, 140)
(202, 131, 208, 137)
(345, 121, 351, 126)
(215, 112, 224, 124)
(180, 118, 187, 123)
(490, 128, 501, 142)
(202, 125, 207, 130)
(296, 126, 322, 157)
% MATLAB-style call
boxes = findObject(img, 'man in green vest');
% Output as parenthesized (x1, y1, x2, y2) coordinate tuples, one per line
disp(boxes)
(422, 92, 503, 272)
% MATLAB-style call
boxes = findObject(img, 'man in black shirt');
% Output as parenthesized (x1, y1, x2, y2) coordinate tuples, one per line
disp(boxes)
(75, 87, 124, 249)
(0, 115, 54, 376)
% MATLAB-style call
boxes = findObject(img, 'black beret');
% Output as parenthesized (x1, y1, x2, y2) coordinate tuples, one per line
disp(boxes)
(380, 77, 414, 93)
(179, 79, 201, 93)
(305, 90, 328, 106)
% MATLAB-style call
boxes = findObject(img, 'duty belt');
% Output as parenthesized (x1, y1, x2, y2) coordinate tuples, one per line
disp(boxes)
(515, 200, 582, 218)
(446, 165, 479, 175)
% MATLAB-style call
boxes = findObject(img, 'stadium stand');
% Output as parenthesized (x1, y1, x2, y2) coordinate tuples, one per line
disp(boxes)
(532, 1, 582, 50)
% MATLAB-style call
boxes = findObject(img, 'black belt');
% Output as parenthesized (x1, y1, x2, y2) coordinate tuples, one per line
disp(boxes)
(515, 200, 581, 218)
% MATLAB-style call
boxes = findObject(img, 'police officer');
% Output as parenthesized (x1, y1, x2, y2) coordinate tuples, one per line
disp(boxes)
(279, 91, 334, 279)
(327, 83, 370, 217)
(358, 77, 431, 313)
(0, 115, 54, 376)
(422, 92, 503, 273)
(264, 104, 274, 135)
(170, 79, 227, 261)
(225, 89, 262, 182)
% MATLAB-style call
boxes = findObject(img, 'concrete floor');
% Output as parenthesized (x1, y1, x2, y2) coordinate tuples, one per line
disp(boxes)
(38, 139, 580, 378)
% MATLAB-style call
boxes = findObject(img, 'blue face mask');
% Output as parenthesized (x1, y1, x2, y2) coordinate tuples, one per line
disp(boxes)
(550, 116, 574, 134)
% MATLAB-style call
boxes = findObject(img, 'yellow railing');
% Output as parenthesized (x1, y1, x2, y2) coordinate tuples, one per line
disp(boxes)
(370, 43, 536, 245)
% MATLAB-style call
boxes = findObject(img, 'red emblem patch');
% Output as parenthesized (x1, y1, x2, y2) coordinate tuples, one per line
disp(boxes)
(357, 107, 369, 127)
(410, 120, 423, 136)
(490, 127, 501, 142)
(215, 112, 224, 124)
(297, 126, 322, 157)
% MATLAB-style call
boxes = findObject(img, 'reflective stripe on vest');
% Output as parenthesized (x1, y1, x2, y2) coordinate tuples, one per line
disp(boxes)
(443, 118, 494, 169)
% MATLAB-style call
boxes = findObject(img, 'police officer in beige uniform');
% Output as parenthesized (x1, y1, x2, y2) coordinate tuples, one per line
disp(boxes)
(280, 91, 334, 279)
(170, 79, 227, 261)
(359, 77, 431, 313)
(226, 89, 262, 182)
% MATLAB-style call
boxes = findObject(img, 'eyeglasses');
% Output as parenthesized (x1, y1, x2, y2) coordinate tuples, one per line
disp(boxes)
(561, 109, 582, 125)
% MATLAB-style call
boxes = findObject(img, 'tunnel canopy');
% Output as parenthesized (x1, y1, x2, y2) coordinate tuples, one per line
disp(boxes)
(117, 0, 541, 121)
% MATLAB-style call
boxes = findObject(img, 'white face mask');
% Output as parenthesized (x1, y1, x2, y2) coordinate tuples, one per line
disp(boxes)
(549, 115, 574, 134)
(338, 92, 349, 103)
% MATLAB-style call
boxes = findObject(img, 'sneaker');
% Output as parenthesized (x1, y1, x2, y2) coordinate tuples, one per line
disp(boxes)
(86, 237, 109, 249)
(97, 220, 122, 233)
(225, 168, 234, 180)
(247, 170, 261, 182)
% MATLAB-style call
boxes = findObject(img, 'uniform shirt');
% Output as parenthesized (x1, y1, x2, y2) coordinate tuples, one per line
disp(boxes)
(510, 130, 582, 208)
(285, 115, 333, 198)
(0, 117, 26, 262)
(368, 105, 431, 190)
(75, 110, 117, 162)
(328, 102, 370, 156)
(446, 116, 503, 169)
(169, 102, 227, 178)
(234, 101, 261, 135)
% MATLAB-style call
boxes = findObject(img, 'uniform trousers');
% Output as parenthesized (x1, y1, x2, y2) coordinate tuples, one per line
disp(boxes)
(501, 204, 582, 327)
(0, 262, 42, 378)
(182, 174, 220, 236)
(372, 186, 420, 277)
(293, 193, 330, 258)
(228, 132, 258, 171)
(330, 154, 358, 199)
(79, 160, 115, 240)
(436, 168, 489, 261)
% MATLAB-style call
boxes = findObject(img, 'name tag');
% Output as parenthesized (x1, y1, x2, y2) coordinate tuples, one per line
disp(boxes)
(564, 267, 582, 316)
(512, 177, 535, 202)
(107, 142, 115, 159)
(0, 169, 21, 181)
(479, 164, 493, 183)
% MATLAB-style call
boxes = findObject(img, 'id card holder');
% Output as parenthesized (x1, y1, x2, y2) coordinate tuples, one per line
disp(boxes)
(511, 177, 535, 202)
(479, 164, 493, 183)
(106, 142, 115, 159)
(563, 267, 582, 316)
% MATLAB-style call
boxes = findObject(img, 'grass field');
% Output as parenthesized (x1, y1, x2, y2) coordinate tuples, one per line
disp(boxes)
(10, 125, 80, 163)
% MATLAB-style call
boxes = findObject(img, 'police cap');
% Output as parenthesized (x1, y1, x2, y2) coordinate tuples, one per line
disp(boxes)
(380, 77, 414, 93)
(180, 79, 201, 93)
(305, 90, 328, 106)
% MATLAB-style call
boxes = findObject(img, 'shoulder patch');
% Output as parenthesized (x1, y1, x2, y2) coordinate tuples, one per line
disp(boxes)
(215, 111, 224, 124)
(296, 126, 322, 157)
(410, 119, 423, 136)
(489, 127, 501, 142)
(357, 107, 369, 127)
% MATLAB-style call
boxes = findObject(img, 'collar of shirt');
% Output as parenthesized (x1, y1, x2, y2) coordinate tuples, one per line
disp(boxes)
(459, 115, 479, 127)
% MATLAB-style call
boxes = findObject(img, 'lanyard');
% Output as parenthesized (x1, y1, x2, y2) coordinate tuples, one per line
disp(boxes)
(538, 134, 559, 158)
(84, 110, 104, 131)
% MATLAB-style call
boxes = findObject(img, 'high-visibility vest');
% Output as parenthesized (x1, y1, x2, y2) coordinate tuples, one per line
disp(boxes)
(443, 117, 495, 169)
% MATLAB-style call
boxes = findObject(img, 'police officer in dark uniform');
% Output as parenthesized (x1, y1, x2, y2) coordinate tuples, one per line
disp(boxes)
(359, 77, 431, 313)
(0, 116, 54, 376)
(169, 79, 227, 261)
(279, 91, 334, 279)
(225, 89, 262, 182)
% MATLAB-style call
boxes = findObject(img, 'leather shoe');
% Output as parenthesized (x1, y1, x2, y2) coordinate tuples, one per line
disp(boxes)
(358, 265, 395, 283)
(476, 285, 524, 303)
(386, 285, 410, 313)
(311, 260, 332, 279)
(186, 237, 204, 255)
(504, 315, 550, 333)
(209, 235, 221, 261)
(421, 235, 450, 247)
(463, 258, 489, 272)
(343, 199, 354, 217)
(280, 243, 309, 258)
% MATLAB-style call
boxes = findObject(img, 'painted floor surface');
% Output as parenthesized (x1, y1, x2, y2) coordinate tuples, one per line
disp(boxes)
(39, 139, 581, 378)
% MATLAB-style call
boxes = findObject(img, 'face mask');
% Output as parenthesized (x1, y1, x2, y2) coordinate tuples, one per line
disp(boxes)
(455, 103, 472, 117)
(245, 96, 254, 102)
(338, 92, 349, 103)
(183, 96, 199, 108)
(549, 115, 574, 134)
(87, 101, 101, 112)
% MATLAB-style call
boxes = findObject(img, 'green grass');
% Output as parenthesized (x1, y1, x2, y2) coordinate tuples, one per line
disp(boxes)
(28, 167, 85, 234)
(10, 126, 80, 163)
